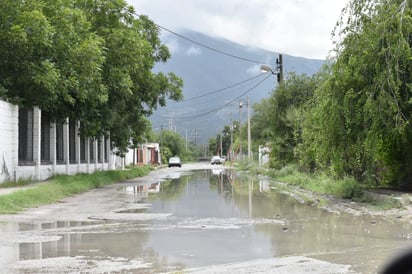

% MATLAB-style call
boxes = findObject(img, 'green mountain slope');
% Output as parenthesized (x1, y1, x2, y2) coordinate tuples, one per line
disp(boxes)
(150, 31, 324, 144)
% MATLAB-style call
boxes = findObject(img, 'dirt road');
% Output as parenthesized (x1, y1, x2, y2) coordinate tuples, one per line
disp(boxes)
(0, 163, 359, 273)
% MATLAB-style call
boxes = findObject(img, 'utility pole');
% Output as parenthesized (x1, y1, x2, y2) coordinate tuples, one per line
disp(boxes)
(239, 100, 243, 160)
(185, 129, 188, 150)
(194, 128, 198, 145)
(220, 132, 223, 157)
(247, 96, 251, 161)
(276, 54, 283, 83)
(230, 113, 233, 161)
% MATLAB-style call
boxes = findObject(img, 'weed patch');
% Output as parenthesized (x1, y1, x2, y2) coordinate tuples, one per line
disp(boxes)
(0, 166, 152, 214)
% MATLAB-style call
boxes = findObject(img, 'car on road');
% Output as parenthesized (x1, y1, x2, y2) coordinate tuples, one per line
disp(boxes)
(168, 157, 182, 168)
(210, 156, 223, 165)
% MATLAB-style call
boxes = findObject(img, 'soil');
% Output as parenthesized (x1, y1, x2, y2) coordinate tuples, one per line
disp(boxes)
(271, 179, 412, 224)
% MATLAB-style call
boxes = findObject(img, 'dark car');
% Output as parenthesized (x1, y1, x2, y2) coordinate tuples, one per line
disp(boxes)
(168, 157, 182, 168)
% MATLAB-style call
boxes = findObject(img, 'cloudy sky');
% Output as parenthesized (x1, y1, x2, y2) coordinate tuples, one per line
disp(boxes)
(127, 0, 350, 60)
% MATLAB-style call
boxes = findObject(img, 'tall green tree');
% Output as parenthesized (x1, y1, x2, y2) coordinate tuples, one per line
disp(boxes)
(0, 0, 183, 155)
(0, 0, 106, 121)
(251, 98, 274, 147)
(268, 73, 317, 168)
(76, 0, 183, 154)
(157, 130, 185, 163)
(303, 0, 412, 185)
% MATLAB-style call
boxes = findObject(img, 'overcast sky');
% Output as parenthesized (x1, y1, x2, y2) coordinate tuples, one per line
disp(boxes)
(127, 0, 350, 60)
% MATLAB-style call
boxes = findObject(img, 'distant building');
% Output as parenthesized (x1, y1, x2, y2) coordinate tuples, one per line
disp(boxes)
(258, 145, 271, 166)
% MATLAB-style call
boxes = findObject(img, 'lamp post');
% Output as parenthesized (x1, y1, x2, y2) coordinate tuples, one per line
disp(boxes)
(230, 113, 233, 161)
(247, 96, 251, 161)
(239, 98, 252, 162)
(261, 54, 283, 84)
(239, 100, 243, 160)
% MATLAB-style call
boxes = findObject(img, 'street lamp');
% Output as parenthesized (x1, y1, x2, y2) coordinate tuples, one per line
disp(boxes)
(261, 54, 283, 83)
(260, 64, 275, 74)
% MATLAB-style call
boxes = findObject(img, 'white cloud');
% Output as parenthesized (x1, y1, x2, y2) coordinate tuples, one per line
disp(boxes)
(128, 0, 350, 59)
(163, 37, 180, 54)
(186, 46, 202, 56)
(246, 65, 261, 75)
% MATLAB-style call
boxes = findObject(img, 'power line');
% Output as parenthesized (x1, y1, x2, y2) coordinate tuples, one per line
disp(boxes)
(175, 74, 272, 120)
(133, 12, 267, 65)
(183, 73, 266, 102)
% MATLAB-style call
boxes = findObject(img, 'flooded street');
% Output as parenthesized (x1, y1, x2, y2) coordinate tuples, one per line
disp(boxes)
(0, 163, 411, 273)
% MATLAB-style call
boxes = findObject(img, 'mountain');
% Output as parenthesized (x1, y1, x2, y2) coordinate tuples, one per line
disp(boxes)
(150, 31, 324, 144)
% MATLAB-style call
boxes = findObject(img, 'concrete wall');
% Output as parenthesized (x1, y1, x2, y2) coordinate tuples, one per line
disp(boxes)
(0, 100, 18, 182)
(0, 98, 160, 184)
(0, 99, 124, 183)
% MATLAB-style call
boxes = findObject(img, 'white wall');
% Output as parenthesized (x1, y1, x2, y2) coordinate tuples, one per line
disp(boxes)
(0, 100, 18, 182)
(0, 98, 159, 184)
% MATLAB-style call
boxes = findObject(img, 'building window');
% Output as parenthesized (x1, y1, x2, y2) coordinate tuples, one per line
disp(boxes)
(18, 108, 34, 165)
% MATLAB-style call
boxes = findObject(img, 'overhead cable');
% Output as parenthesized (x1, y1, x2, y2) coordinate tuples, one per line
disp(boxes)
(175, 74, 272, 120)
(183, 73, 266, 102)
(133, 12, 267, 65)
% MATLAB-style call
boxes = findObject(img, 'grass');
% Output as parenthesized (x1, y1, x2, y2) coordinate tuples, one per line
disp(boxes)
(0, 166, 152, 214)
(0, 178, 34, 188)
(268, 164, 365, 200)
(267, 165, 406, 210)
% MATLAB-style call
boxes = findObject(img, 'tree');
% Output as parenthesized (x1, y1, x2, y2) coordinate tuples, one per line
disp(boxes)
(0, 0, 107, 122)
(268, 73, 317, 168)
(76, 0, 183, 154)
(0, 0, 183, 155)
(208, 125, 235, 158)
(157, 130, 185, 163)
(303, 0, 412, 186)
(251, 98, 274, 146)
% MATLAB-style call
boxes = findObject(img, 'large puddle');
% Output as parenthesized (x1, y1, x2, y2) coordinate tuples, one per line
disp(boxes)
(0, 168, 411, 273)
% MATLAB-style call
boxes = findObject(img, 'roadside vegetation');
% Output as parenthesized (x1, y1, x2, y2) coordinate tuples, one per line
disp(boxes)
(212, 0, 412, 209)
(0, 0, 183, 156)
(0, 166, 152, 214)
(267, 164, 404, 210)
(149, 130, 204, 164)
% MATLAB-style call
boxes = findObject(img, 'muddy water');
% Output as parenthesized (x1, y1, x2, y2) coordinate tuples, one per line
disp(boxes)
(0, 168, 411, 273)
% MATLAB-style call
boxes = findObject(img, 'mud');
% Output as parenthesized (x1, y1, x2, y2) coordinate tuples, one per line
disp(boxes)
(0, 163, 410, 273)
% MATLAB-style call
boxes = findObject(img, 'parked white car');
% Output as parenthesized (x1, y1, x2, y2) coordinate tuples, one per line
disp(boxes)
(168, 157, 182, 168)
(211, 156, 223, 165)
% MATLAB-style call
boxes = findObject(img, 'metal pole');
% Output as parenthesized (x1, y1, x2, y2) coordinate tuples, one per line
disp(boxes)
(239, 100, 243, 160)
(230, 113, 233, 161)
(247, 96, 251, 161)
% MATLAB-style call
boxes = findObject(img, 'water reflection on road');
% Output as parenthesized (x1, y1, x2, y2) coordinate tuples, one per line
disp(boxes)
(0, 167, 411, 273)
(140, 168, 412, 273)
